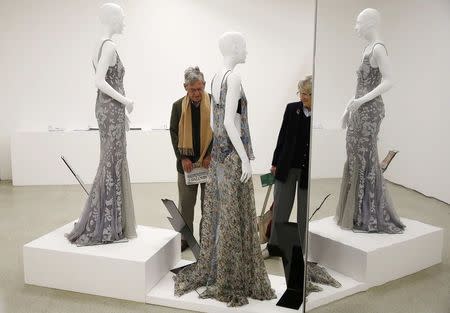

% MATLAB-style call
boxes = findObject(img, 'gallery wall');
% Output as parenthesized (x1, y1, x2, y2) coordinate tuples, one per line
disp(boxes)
(3, 0, 447, 204)
(0, 0, 315, 180)
(313, 0, 450, 203)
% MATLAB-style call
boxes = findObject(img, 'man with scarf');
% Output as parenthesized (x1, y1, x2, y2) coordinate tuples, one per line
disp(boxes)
(170, 66, 213, 252)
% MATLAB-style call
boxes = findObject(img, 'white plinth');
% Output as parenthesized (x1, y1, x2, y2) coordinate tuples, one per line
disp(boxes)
(308, 217, 444, 286)
(23, 222, 181, 302)
(146, 260, 366, 312)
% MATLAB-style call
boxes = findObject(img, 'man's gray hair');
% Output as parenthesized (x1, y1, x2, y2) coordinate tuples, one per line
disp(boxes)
(184, 66, 205, 85)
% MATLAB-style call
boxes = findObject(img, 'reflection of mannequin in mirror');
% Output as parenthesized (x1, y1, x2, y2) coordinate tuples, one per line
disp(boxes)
(66, 3, 137, 245)
(341, 8, 392, 127)
(174, 32, 276, 307)
(335, 8, 405, 233)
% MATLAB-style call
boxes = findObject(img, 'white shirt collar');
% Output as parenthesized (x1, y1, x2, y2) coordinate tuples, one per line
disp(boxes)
(303, 106, 311, 117)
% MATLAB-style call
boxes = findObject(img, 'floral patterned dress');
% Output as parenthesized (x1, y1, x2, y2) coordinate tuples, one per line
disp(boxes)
(66, 39, 137, 246)
(335, 43, 405, 233)
(174, 71, 276, 306)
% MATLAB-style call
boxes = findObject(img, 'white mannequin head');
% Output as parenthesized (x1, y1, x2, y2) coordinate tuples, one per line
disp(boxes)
(355, 8, 381, 41)
(99, 3, 125, 35)
(218, 32, 247, 65)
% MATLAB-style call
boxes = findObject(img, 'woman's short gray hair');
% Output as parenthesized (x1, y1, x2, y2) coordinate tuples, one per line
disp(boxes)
(184, 66, 205, 85)
(298, 75, 313, 95)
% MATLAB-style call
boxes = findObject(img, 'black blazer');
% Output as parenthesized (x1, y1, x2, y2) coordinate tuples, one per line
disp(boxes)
(271, 101, 311, 187)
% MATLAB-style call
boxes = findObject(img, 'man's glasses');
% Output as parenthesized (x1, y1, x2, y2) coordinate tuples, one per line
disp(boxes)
(188, 88, 204, 93)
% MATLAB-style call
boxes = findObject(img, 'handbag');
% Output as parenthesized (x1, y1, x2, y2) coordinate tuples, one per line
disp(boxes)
(257, 174, 275, 244)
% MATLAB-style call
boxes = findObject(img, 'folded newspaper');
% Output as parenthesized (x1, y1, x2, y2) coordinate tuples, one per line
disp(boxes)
(185, 164, 208, 185)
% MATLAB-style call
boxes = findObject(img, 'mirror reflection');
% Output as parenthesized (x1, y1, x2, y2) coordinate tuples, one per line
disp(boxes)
(307, 0, 448, 312)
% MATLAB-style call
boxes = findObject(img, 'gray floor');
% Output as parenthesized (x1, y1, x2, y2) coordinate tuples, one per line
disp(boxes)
(0, 178, 448, 313)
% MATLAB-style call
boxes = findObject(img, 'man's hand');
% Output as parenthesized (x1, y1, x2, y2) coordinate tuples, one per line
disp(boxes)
(202, 155, 211, 169)
(270, 166, 276, 176)
(346, 97, 364, 114)
(182, 158, 193, 173)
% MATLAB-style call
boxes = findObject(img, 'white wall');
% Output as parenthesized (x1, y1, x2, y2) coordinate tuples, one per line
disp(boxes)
(313, 0, 450, 203)
(0, 0, 315, 180)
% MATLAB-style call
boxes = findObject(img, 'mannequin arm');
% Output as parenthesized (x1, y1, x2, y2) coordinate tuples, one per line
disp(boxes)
(345, 45, 393, 117)
(94, 41, 130, 106)
(224, 73, 252, 182)
(210, 96, 214, 130)
(357, 45, 393, 104)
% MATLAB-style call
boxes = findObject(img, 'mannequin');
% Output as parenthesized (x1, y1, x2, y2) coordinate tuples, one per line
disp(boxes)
(335, 8, 405, 233)
(174, 31, 276, 307)
(211, 32, 251, 182)
(341, 8, 392, 128)
(66, 3, 137, 245)
(93, 3, 134, 115)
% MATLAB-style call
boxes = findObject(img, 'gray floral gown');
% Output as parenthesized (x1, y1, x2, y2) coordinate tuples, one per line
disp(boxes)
(66, 39, 137, 246)
(174, 71, 276, 306)
(335, 43, 405, 233)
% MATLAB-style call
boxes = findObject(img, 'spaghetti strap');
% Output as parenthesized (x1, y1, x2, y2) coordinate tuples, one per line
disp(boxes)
(98, 39, 113, 62)
(218, 70, 232, 104)
(220, 70, 232, 87)
(93, 39, 113, 71)
(210, 73, 217, 96)
(370, 42, 388, 56)
(212, 70, 232, 104)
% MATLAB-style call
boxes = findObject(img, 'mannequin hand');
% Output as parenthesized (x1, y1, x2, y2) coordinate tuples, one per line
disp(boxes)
(270, 166, 276, 176)
(202, 155, 211, 169)
(340, 110, 350, 130)
(241, 159, 252, 183)
(182, 158, 193, 173)
(125, 99, 134, 114)
(347, 97, 363, 114)
(125, 115, 131, 131)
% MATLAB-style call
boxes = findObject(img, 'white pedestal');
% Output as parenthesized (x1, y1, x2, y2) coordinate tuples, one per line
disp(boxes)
(146, 260, 366, 312)
(308, 217, 444, 286)
(23, 222, 181, 302)
(23, 216, 443, 310)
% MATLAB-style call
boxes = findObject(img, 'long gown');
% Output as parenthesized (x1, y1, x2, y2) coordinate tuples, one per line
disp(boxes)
(335, 43, 405, 234)
(174, 71, 276, 306)
(66, 39, 137, 246)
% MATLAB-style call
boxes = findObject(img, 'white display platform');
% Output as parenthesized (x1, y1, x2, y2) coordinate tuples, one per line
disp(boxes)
(146, 261, 366, 312)
(23, 222, 180, 302)
(11, 130, 177, 186)
(308, 216, 444, 286)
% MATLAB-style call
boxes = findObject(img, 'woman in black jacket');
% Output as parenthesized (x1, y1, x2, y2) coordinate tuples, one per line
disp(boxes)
(266, 75, 312, 257)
